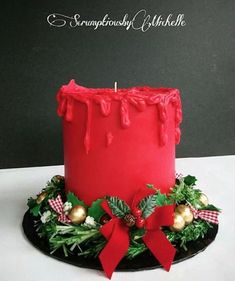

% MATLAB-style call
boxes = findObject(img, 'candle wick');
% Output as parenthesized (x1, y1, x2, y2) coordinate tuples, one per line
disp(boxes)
(114, 81, 118, 93)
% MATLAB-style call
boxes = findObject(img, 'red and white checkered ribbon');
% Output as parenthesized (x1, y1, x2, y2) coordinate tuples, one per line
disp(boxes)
(48, 195, 71, 223)
(190, 205, 219, 224)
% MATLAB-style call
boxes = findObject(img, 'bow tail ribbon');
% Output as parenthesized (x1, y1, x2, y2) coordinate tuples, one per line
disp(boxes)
(143, 230, 175, 271)
(200, 212, 219, 224)
(143, 205, 176, 271)
(190, 206, 219, 224)
(99, 219, 129, 279)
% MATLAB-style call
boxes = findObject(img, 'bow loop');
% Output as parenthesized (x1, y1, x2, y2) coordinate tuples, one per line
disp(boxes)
(145, 205, 175, 230)
(101, 199, 116, 219)
(131, 187, 155, 210)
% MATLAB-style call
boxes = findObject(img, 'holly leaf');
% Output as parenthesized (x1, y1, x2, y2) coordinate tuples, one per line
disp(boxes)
(154, 191, 169, 206)
(106, 196, 130, 218)
(66, 192, 87, 208)
(30, 204, 41, 217)
(139, 195, 156, 218)
(184, 175, 197, 186)
(27, 197, 37, 209)
(87, 199, 105, 222)
(203, 204, 221, 212)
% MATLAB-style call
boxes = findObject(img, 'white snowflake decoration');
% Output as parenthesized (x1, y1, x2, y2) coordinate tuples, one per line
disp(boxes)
(84, 216, 96, 227)
(41, 210, 52, 224)
(63, 202, 72, 215)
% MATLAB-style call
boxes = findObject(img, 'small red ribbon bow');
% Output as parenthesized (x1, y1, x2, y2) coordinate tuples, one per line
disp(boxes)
(190, 205, 219, 224)
(99, 188, 176, 279)
(48, 195, 71, 223)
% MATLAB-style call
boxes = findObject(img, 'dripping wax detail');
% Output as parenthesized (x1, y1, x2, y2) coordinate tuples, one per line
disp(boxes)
(57, 82, 182, 153)
(84, 100, 93, 154)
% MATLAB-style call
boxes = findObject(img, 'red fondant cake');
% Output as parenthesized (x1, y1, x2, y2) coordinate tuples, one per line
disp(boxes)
(23, 80, 220, 279)
(57, 80, 182, 205)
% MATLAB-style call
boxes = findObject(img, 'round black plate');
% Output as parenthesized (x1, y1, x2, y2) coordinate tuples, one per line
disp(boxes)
(22, 210, 218, 272)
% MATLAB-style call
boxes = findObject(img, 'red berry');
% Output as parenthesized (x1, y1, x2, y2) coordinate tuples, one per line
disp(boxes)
(132, 208, 142, 217)
(136, 217, 145, 228)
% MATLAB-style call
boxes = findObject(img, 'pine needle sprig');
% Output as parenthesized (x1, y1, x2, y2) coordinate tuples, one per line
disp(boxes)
(169, 177, 202, 207)
(126, 241, 147, 259)
(27, 174, 220, 260)
(164, 220, 213, 250)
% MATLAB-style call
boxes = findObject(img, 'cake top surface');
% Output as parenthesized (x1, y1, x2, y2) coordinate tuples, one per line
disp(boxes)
(57, 79, 180, 99)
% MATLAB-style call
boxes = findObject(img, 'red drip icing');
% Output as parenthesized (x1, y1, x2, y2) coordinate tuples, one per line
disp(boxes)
(120, 99, 131, 128)
(158, 102, 167, 122)
(128, 97, 146, 111)
(158, 102, 168, 146)
(159, 122, 168, 146)
(147, 95, 161, 105)
(57, 80, 182, 153)
(100, 99, 111, 116)
(106, 132, 114, 147)
(175, 128, 181, 144)
(65, 98, 73, 122)
(84, 100, 92, 154)
(176, 108, 182, 124)
(94, 97, 112, 117)
(175, 99, 182, 144)
(57, 98, 67, 117)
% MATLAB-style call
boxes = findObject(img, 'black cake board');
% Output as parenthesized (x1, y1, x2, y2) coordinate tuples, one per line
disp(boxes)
(22, 210, 218, 272)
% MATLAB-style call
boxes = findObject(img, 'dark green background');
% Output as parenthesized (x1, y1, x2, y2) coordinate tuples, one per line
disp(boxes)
(1, 0, 234, 168)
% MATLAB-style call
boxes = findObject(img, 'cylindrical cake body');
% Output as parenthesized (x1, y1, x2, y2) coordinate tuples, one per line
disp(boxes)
(57, 80, 182, 205)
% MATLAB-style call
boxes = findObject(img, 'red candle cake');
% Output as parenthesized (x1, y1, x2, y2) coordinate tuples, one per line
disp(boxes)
(24, 79, 220, 279)
(57, 79, 182, 205)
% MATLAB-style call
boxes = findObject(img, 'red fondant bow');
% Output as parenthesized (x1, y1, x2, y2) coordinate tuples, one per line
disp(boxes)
(99, 188, 176, 279)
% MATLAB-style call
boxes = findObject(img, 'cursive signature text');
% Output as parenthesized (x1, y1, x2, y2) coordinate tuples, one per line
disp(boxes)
(47, 10, 186, 32)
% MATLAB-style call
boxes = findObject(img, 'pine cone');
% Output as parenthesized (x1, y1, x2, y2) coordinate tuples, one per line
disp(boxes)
(123, 214, 136, 227)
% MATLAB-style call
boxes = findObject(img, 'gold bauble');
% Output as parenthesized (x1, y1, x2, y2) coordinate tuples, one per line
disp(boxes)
(36, 192, 47, 204)
(175, 204, 194, 225)
(169, 213, 185, 232)
(183, 211, 194, 225)
(199, 193, 209, 207)
(68, 205, 87, 224)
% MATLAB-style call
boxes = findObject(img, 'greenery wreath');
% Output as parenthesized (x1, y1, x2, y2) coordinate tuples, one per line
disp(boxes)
(27, 175, 220, 259)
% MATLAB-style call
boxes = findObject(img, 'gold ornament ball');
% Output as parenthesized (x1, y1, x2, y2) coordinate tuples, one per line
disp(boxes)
(68, 205, 87, 224)
(170, 213, 185, 232)
(175, 204, 194, 225)
(199, 193, 209, 207)
(36, 192, 47, 204)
